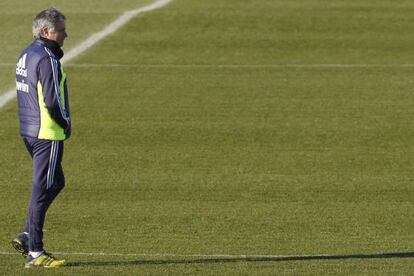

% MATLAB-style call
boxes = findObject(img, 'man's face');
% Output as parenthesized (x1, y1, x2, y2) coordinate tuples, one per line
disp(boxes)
(42, 21, 67, 47)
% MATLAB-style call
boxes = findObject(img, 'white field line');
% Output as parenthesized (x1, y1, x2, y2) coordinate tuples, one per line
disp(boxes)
(0, 250, 335, 259)
(0, 250, 306, 258)
(60, 63, 414, 68)
(4, 63, 414, 69)
(1, 250, 411, 261)
(59, 63, 414, 68)
(0, 251, 350, 259)
(0, 0, 173, 109)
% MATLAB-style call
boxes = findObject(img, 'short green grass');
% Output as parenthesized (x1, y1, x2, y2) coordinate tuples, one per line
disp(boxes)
(1, 0, 413, 274)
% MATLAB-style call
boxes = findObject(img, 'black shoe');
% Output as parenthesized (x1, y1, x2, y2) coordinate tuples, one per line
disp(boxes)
(11, 232, 29, 258)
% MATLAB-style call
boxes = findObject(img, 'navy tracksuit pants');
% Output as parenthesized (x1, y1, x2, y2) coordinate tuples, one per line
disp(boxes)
(22, 137, 65, 252)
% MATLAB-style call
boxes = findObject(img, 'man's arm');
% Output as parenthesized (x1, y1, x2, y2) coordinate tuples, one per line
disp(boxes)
(38, 56, 70, 130)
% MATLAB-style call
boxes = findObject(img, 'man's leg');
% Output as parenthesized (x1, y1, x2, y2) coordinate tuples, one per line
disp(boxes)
(25, 139, 65, 252)
(12, 138, 66, 266)
(24, 139, 66, 268)
(22, 163, 65, 234)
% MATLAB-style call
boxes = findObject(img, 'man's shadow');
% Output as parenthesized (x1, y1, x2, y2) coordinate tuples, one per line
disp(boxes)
(66, 251, 414, 267)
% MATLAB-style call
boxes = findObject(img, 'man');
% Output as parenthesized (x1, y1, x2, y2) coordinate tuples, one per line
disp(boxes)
(11, 7, 70, 268)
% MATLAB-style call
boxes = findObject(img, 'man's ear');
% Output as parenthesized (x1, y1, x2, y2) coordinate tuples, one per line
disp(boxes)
(40, 26, 49, 37)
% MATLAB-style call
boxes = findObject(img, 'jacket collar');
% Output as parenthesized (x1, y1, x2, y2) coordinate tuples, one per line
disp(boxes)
(36, 37, 64, 59)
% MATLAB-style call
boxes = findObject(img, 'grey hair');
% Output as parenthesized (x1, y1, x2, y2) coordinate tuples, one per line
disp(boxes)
(32, 7, 66, 39)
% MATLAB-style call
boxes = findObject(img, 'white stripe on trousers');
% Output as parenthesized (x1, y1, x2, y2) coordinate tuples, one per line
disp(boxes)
(46, 141, 59, 189)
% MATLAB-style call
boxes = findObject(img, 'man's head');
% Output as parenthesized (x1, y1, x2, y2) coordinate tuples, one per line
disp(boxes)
(32, 7, 67, 47)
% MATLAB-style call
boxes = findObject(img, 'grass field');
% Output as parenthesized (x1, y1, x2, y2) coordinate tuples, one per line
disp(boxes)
(1, 0, 414, 274)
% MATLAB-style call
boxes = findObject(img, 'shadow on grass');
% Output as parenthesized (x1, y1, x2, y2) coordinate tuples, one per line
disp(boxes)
(66, 251, 414, 267)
